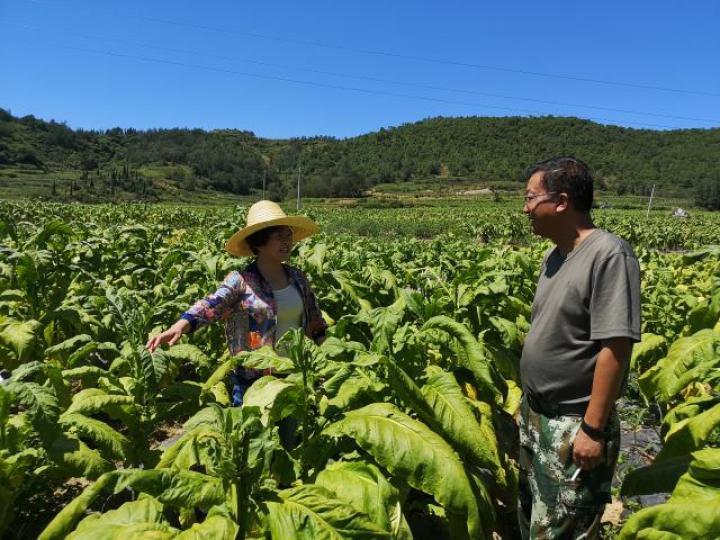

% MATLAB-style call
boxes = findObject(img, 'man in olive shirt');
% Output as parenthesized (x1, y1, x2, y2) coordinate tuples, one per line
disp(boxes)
(518, 157, 641, 539)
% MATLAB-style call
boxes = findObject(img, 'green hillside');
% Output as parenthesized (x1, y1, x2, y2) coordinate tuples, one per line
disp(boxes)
(1, 108, 718, 207)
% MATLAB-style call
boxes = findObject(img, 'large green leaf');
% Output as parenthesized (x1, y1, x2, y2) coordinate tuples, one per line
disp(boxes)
(62, 365, 115, 387)
(320, 369, 385, 417)
(331, 270, 372, 313)
(39, 471, 118, 540)
(303, 241, 327, 273)
(318, 337, 367, 362)
(0, 318, 42, 368)
(156, 381, 204, 421)
(6, 359, 46, 381)
(503, 379, 522, 416)
(617, 497, 720, 539)
(69, 522, 177, 540)
(46, 434, 113, 479)
(618, 448, 720, 539)
(156, 417, 233, 476)
(655, 402, 720, 462)
(67, 342, 120, 369)
(157, 405, 260, 478)
(10, 252, 39, 293)
(142, 349, 173, 392)
(242, 376, 302, 426)
(687, 446, 720, 479)
(0, 288, 26, 306)
(316, 461, 412, 540)
(685, 291, 720, 334)
(65, 388, 134, 416)
(322, 364, 356, 396)
(384, 357, 503, 490)
(367, 296, 406, 354)
(44, 334, 93, 360)
(59, 413, 132, 461)
(5, 381, 61, 443)
(201, 356, 236, 398)
(174, 515, 239, 539)
(325, 402, 484, 539)
(31, 219, 74, 248)
(156, 426, 208, 471)
(239, 346, 295, 373)
(670, 447, 720, 501)
(67, 497, 176, 540)
(630, 333, 667, 371)
(638, 329, 720, 403)
(160, 344, 211, 369)
(383, 355, 437, 424)
(662, 396, 720, 437)
(110, 469, 227, 510)
(207, 381, 230, 406)
(421, 316, 505, 403)
(8, 360, 70, 408)
(421, 366, 504, 487)
(183, 403, 233, 433)
(265, 484, 390, 539)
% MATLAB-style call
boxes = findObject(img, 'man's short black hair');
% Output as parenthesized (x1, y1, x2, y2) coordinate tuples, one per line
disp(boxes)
(246, 225, 286, 255)
(525, 156, 594, 212)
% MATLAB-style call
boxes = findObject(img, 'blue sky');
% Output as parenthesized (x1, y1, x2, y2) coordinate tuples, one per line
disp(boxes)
(1, 0, 719, 138)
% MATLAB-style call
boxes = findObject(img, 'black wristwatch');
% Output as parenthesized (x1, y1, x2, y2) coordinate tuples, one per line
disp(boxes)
(580, 420, 607, 440)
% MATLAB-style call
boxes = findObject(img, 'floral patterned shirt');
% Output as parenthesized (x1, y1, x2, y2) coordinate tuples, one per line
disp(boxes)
(181, 261, 326, 378)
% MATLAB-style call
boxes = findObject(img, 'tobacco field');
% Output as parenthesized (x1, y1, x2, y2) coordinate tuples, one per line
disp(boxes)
(1, 200, 719, 539)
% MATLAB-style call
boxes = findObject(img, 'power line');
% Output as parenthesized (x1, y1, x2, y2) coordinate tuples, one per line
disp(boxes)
(35, 40, 686, 130)
(11, 22, 719, 126)
(19, 0, 720, 98)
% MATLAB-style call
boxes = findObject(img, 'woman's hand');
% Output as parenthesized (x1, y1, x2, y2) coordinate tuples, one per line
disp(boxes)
(146, 319, 190, 352)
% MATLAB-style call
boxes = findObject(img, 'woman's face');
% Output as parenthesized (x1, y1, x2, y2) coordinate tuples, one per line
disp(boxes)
(256, 226, 294, 262)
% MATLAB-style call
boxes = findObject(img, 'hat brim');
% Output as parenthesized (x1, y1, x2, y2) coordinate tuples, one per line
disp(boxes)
(225, 216, 319, 257)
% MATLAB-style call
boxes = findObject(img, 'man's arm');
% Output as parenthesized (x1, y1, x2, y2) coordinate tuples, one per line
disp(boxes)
(573, 337, 632, 470)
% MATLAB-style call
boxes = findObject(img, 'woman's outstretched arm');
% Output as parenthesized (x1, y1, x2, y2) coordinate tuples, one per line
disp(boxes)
(146, 271, 245, 352)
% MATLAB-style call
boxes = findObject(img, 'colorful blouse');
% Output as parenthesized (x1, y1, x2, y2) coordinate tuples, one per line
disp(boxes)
(181, 261, 327, 378)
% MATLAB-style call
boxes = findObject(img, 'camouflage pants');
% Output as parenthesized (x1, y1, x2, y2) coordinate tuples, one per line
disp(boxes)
(518, 397, 620, 540)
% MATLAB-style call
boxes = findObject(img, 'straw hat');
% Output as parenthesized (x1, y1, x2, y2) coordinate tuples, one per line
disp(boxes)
(225, 200, 319, 256)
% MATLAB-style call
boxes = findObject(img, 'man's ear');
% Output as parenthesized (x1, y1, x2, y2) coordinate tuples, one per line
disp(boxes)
(555, 192, 569, 214)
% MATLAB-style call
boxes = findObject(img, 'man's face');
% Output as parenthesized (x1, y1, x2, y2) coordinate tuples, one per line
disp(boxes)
(523, 172, 558, 237)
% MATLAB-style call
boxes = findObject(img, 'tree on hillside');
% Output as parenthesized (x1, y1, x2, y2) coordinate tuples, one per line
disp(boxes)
(694, 176, 720, 211)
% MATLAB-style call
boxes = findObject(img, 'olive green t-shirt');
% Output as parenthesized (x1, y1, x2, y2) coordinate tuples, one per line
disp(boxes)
(520, 229, 641, 403)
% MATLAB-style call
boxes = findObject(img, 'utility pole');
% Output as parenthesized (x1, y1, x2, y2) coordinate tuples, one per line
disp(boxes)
(646, 184, 656, 218)
(262, 170, 266, 199)
(296, 166, 302, 211)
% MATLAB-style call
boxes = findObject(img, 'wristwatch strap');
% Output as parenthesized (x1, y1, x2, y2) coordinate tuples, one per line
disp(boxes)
(580, 419, 607, 440)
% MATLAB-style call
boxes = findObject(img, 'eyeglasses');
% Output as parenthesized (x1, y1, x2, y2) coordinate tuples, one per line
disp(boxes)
(524, 192, 557, 205)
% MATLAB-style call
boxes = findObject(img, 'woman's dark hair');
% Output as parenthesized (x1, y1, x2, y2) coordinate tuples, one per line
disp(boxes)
(525, 156, 594, 212)
(246, 225, 287, 255)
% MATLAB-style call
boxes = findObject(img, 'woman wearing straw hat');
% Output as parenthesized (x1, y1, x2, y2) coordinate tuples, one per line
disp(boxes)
(146, 200, 327, 407)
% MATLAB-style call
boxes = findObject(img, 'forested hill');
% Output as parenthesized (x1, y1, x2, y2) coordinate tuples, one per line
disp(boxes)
(299, 116, 719, 197)
(1, 108, 719, 203)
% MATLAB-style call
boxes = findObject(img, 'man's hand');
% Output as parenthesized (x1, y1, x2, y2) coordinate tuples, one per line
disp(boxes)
(572, 429, 604, 470)
(573, 337, 631, 471)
